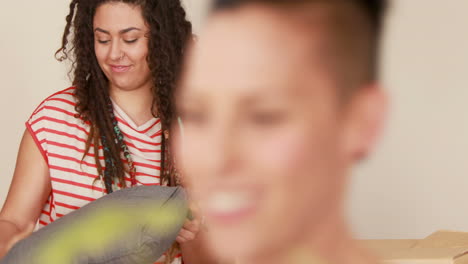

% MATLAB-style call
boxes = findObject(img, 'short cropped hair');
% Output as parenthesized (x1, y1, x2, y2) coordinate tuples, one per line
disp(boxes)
(211, 0, 388, 95)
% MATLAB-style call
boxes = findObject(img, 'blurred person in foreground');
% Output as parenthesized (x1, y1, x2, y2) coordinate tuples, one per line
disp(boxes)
(174, 0, 388, 263)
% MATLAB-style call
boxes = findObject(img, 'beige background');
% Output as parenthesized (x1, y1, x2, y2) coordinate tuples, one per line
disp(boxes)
(0, 0, 467, 239)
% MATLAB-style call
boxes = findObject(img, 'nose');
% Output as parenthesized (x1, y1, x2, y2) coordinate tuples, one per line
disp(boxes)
(109, 40, 124, 61)
(204, 119, 240, 179)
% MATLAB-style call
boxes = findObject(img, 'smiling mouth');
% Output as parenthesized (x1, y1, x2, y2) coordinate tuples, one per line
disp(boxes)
(110, 65, 131, 73)
(204, 190, 260, 223)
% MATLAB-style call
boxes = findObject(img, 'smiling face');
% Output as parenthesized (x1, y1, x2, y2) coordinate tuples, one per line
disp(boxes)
(176, 6, 346, 262)
(93, 2, 152, 92)
(175, 4, 386, 263)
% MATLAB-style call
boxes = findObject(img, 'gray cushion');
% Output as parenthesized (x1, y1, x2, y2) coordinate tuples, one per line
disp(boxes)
(1, 186, 188, 264)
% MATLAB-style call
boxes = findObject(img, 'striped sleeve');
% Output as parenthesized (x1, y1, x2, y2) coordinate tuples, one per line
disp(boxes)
(26, 100, 50, 163)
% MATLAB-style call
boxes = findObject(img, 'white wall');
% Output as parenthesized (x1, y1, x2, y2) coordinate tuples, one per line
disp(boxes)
(1, 0, 467, 239)
(0, 0, 71, 205)
(347, 0, 468, 238)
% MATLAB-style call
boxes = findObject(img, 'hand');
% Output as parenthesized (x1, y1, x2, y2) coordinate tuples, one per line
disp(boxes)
(176, 203, 205, 244)
(176, 218, 201, 244)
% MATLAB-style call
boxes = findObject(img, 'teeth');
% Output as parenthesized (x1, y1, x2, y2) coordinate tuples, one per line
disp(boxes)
(207, 191, 252, 214)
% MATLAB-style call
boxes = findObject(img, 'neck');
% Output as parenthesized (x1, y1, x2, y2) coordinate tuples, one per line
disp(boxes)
(243, 212, 376, 264)
(109, 83, 154, 126)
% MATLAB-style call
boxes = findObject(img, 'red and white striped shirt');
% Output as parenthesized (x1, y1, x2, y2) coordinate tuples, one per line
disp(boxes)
(26, 87, 181, 263)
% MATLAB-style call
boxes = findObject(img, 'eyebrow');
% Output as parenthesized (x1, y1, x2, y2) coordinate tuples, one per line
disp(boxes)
(94, 27, 142, 34)
(177, 88, 271, 104)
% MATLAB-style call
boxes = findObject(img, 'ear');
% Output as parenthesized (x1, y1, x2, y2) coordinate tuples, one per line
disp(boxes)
(341, 84, 388, 161)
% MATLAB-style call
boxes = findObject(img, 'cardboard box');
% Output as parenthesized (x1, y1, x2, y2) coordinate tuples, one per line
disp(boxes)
(361, 239, 419, 251)
(362, 231, 468, 264)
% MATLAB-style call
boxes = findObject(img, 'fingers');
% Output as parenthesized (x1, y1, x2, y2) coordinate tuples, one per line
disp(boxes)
(176, 219, 201, 243)
(176, 228, 196, 243)
(176, 199, 207, 244)
(185, 219, 201, 231)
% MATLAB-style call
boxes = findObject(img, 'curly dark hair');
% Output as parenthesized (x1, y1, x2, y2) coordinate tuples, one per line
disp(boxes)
(55, 0, 192, 195)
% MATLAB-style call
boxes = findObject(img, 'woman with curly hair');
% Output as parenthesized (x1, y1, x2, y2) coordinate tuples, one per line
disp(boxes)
(0, 0, 206, 263)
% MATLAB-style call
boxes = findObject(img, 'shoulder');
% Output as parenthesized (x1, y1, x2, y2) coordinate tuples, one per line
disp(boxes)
(35, 87, 77, 111)
(29, 87, 78, 118)
(27, 87, 82, 126)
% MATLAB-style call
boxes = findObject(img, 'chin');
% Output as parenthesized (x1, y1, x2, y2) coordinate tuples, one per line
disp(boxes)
(206, 226, 272, 261)
(112, 81, 134, 91)
(108, 76, 140, 91)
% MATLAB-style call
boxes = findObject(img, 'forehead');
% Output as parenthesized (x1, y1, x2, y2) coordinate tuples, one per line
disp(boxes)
(181, 5, 334, 98)
(93, 2, 146, 29)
